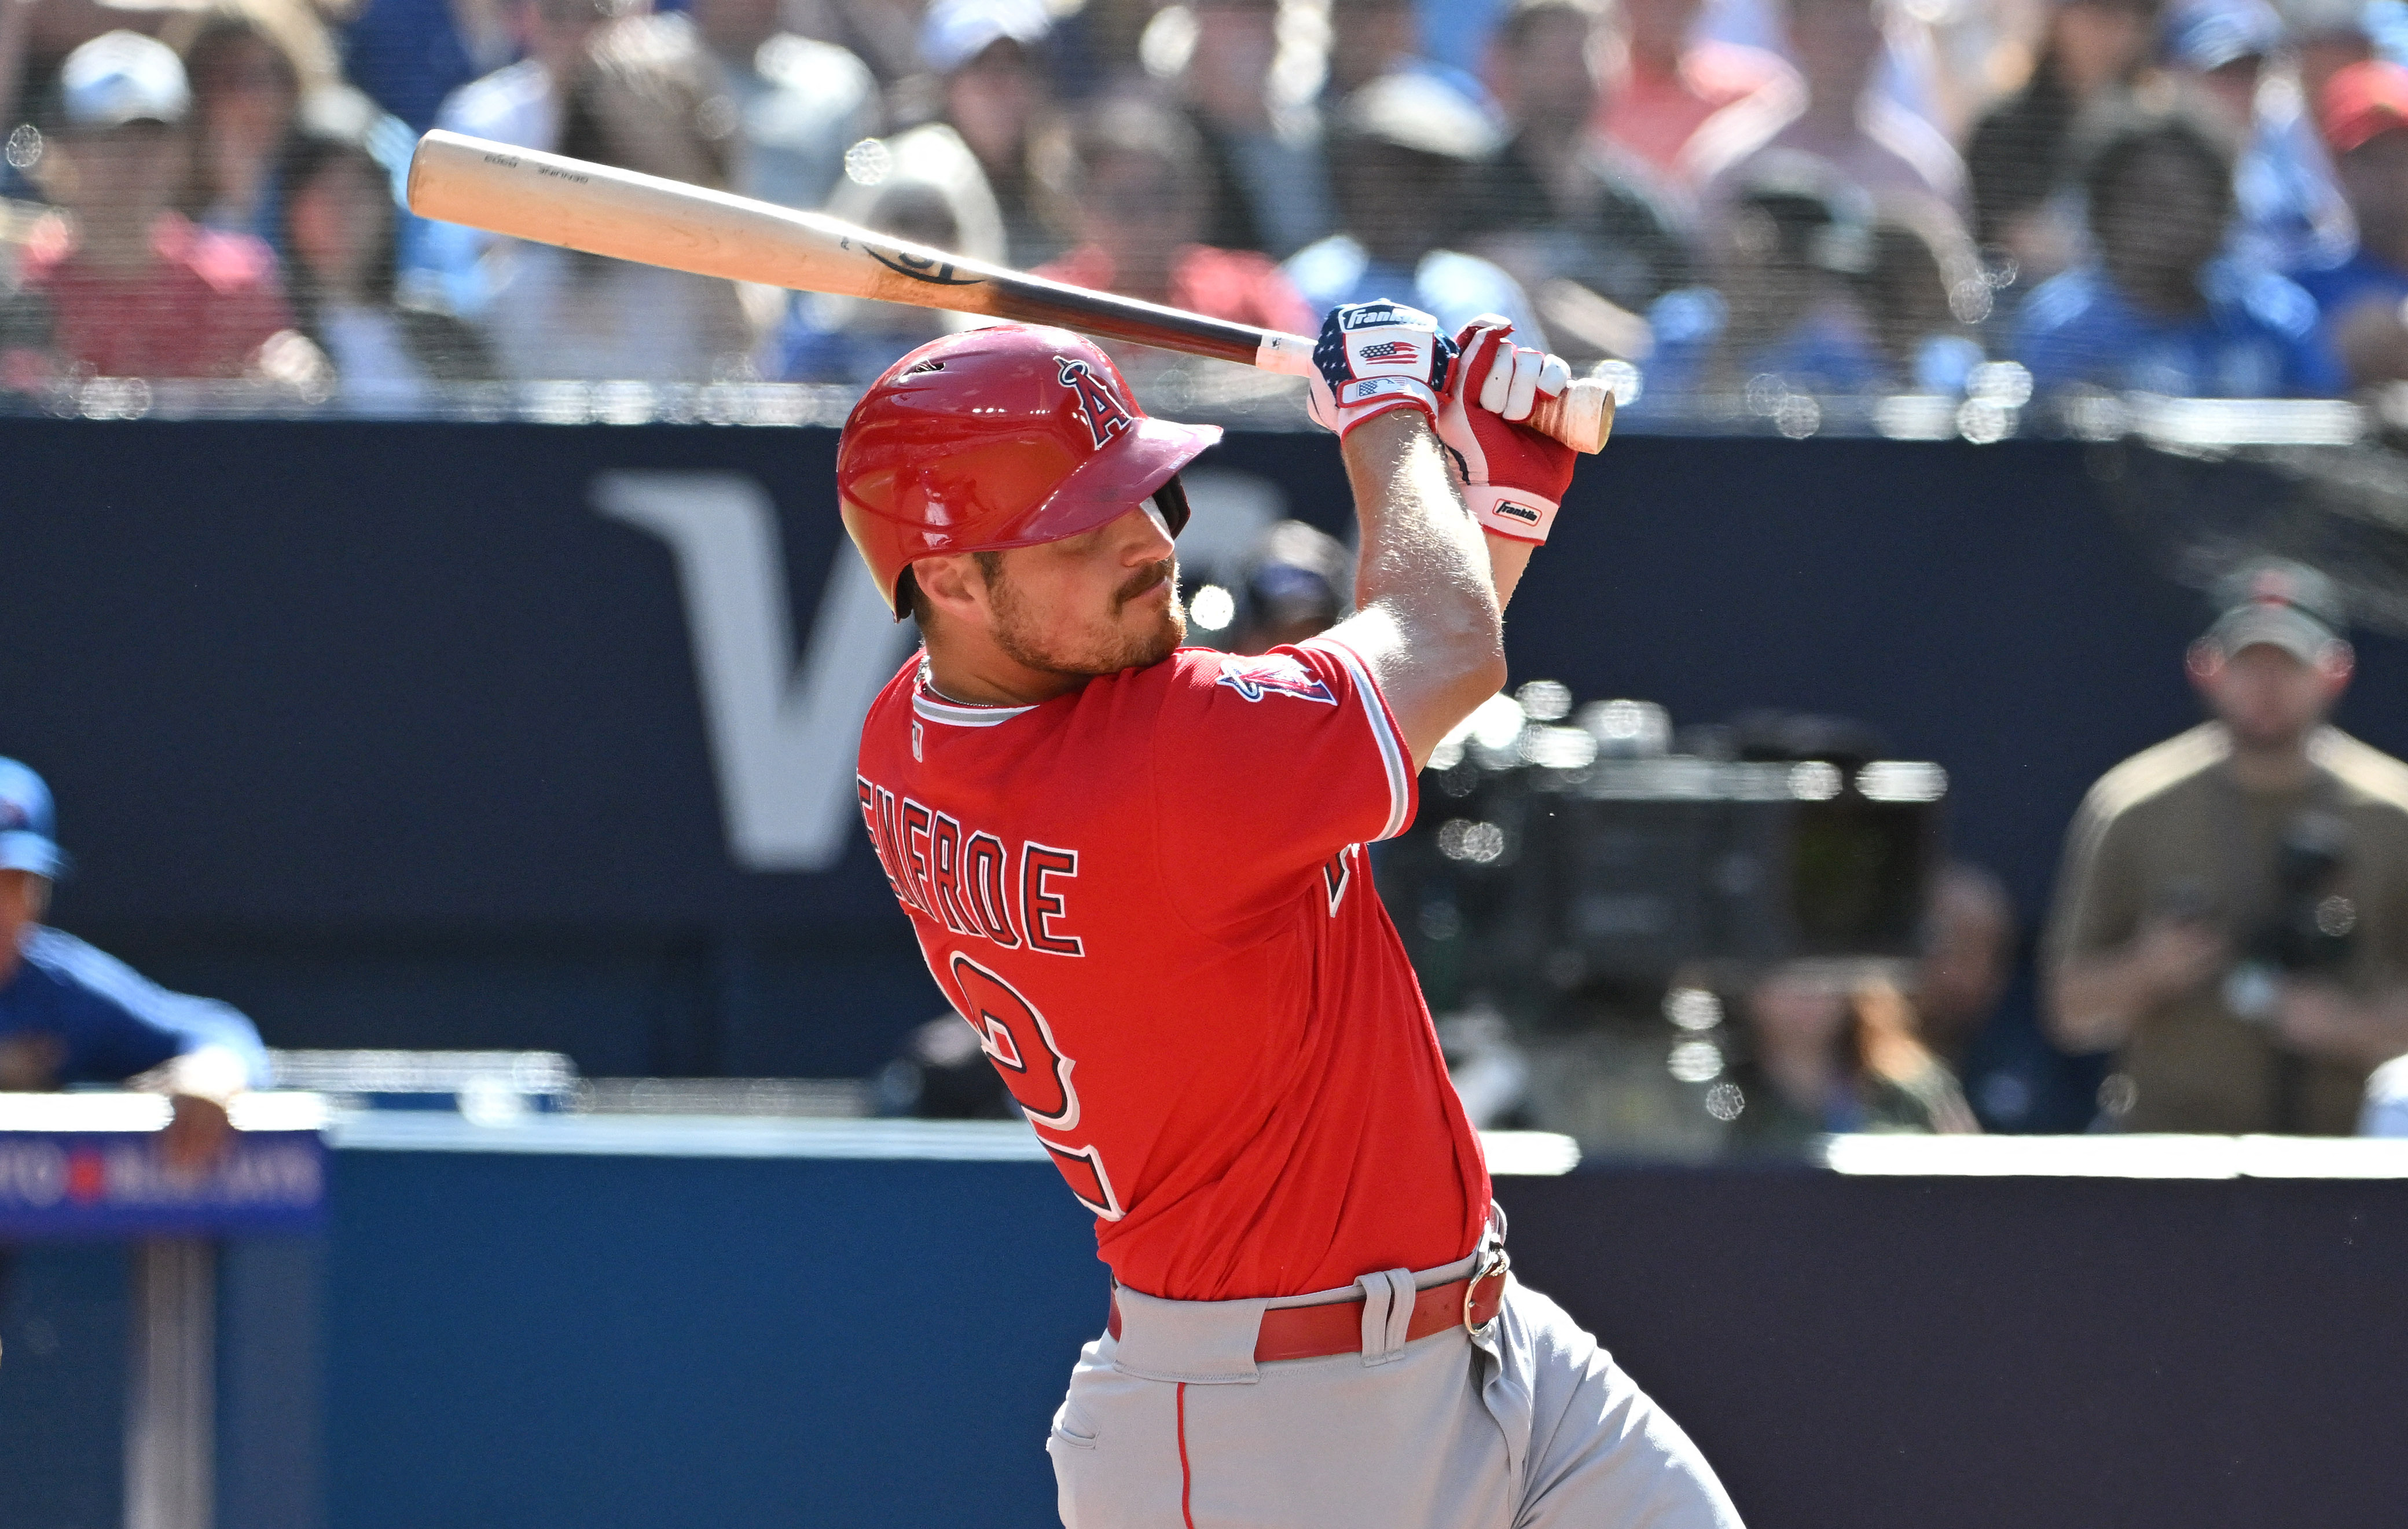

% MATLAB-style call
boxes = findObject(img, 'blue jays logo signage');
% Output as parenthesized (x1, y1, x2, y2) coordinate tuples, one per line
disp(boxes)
(1215, 653, 1337, 705)
(1056, 355, 1135, 449)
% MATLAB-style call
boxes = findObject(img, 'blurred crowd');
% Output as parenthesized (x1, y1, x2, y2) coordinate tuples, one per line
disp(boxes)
(14, 0, 2408, 409)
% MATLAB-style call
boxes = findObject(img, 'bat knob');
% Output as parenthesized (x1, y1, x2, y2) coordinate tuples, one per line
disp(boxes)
(1526, 377, 1616, 454)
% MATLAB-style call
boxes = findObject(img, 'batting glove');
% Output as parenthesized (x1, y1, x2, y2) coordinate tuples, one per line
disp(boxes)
(1305, 300, 1457, 438)
(1434, 316, 1576, 544)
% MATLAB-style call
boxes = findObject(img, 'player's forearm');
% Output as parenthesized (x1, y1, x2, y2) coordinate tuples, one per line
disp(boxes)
(2048, 951, 2166, 1053)
(1484, 532, 1535, 610)
(1339, 410, 1507, 762)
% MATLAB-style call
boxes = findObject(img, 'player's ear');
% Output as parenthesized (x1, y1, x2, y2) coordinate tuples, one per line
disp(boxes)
(913, 554, 988, 625)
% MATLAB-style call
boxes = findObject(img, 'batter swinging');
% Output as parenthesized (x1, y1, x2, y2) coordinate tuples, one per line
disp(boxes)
(843, 303, 1741, 1529)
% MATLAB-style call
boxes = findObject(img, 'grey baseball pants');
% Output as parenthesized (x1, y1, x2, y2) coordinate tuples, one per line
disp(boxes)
(1045, 1246, 1743, 1528)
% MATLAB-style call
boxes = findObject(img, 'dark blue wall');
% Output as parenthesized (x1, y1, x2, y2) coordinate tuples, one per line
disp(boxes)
(5, 423, 2403, 1077)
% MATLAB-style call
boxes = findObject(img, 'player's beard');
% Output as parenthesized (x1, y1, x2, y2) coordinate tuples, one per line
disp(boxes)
(989, 557, 1185, 676)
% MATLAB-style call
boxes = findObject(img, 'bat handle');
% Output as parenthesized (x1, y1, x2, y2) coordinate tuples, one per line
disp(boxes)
(1253, 332, 1616, 454)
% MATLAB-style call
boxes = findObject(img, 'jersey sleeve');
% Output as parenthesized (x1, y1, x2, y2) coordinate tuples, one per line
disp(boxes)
(25, 929, 272, 1087)
(1148, 637, 1416, 927)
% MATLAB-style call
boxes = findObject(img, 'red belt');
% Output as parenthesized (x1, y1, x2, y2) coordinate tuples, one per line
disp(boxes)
(1108, 1252, 1510, 1363)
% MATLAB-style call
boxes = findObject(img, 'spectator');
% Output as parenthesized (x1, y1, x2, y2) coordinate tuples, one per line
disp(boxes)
(1861, 200, 1988, 391)
(920, 0, 1060, 266)
(2293, 60, 2408, 387)
(1917, 862, 2017, 1066)
(689, 0, 880, 211)
(0, 758, 267, 1171)
(1644, 159, 1891, 397)
(1326, 0, 1495, 112)
(1036, 98, 1312, 338)
(1169, 0, 1333, 257)
(1, 31, 296, 383)
(1596, 0, 1796, 184)
(1283, 72, 1546, 339)
(2011, 95, 2338, 396)
(434, 0, 636, 152)
(1687, 0, 1967, 222)
(2160, 0, 2352, 272)
(484, 16, 754, 381)
(278, 93, 490, 410)
(409, 0, 641, 315)
(1232, 519, 1350, 654)
(1470, 0, 1694, 340)
(1719, 964, 1978, 1154)
(1964, 0, 2162, 292)
(2044, 560, 2408, 1134)
(177, 5, 328, 248)
(772, 122, 1002, 384)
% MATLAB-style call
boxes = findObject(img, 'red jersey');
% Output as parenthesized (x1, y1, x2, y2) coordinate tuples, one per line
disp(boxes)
(856, 637, 1489, 1300)
(16, 214, 291, 379)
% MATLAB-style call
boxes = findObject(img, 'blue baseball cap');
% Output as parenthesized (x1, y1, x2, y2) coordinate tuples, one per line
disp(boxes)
(2163, 0, 2285, 71)
(0, 759, 65, 878)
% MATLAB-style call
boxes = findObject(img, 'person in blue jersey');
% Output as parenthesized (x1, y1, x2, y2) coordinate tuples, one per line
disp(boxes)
(1283, 73, 1547, 341)
(0, 759, 267, 1169)
(2291, 61, 2408, 387)
(2160, 0, 2354, 274)
(2013, 96, 2341, 397)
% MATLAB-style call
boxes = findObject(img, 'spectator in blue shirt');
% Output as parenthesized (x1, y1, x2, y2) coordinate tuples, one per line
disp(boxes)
(2293, 60, 2408, 386)
(2161, 0, 2355, 272)
(2013, 97, 2341, 397)
(0, 760, 267, 1169)
(1283, 72, 1545, 340)
(1641, 156, 1893, 400)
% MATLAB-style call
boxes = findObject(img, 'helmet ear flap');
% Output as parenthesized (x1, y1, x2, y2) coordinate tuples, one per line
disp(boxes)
(1151, 474, 1191, 537)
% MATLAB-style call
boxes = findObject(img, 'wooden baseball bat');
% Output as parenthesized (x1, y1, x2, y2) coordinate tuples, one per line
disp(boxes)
(404, 130, 1616, 453)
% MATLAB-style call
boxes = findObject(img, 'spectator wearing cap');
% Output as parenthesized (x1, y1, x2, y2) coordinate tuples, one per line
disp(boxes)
(2010, 95, 2338, 397)
(0, 31, 296, 385)
(2044, 560, 2408, 1134)
(1467, 0, 1694, 352)
(1035, 97, 1313, 345)
(1167, 0, 1334, 258)
(688, 0, 880, 211)
(406, 0, 644, 317)
(1642, 156, 1892, 398)
(1964, 0, 2163, 299)
(1232, 520, 1351, 655)
(2291, 60, 2408, 386)
(920, 0, 1060, 266)
(1685, 0, 1967, 226)
(1283, 72, 1545, 340)
(2161, 0, 2354, 272)
(0, 759, 268, 1169)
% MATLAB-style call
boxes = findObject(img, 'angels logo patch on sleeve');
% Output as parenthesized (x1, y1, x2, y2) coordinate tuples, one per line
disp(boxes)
(1216, 652, 1339, 705)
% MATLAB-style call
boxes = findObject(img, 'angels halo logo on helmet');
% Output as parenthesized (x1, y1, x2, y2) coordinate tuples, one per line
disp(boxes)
(836, 325, 1224, 618)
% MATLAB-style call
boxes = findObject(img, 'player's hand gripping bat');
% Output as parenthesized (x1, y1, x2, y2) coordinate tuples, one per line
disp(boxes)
(405, 130, 1616, 453)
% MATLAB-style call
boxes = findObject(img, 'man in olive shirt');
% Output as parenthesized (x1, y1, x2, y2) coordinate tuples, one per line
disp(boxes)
(2044, 562, 2408, 1134)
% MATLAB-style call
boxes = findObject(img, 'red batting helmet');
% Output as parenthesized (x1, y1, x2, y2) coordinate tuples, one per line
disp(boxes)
(837, 325, 1223, 616)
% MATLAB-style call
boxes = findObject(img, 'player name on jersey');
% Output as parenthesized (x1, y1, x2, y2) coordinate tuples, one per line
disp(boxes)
(854, 776, 1085, 958)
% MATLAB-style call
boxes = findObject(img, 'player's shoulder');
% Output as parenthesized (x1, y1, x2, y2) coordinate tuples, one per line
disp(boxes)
(18, 926, 157, 1011)
(2077, 723, 2231, 828)
(1150, 641, 1368, 713)
(2314, 727, 2408, 819)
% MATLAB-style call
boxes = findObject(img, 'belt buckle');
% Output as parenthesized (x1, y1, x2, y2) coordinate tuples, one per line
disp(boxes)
(1463, 1246, 1510, 1337)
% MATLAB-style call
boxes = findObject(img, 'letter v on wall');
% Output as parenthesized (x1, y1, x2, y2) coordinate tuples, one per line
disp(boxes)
(592, 471, 917, 872)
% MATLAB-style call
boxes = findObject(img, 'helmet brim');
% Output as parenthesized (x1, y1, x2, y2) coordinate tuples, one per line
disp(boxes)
(971, 415, 1223, 553)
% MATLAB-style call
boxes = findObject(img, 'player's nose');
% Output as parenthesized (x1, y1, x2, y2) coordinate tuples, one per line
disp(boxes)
(1120, 501, 1177, 562)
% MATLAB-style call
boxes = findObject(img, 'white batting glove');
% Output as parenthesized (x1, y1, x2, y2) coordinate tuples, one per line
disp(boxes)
(1434, 315, 1576, 544)
(1305, 300, 1458, 437)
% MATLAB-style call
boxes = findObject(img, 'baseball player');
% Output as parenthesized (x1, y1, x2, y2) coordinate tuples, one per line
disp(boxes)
(842, 303, 1741, 1528)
